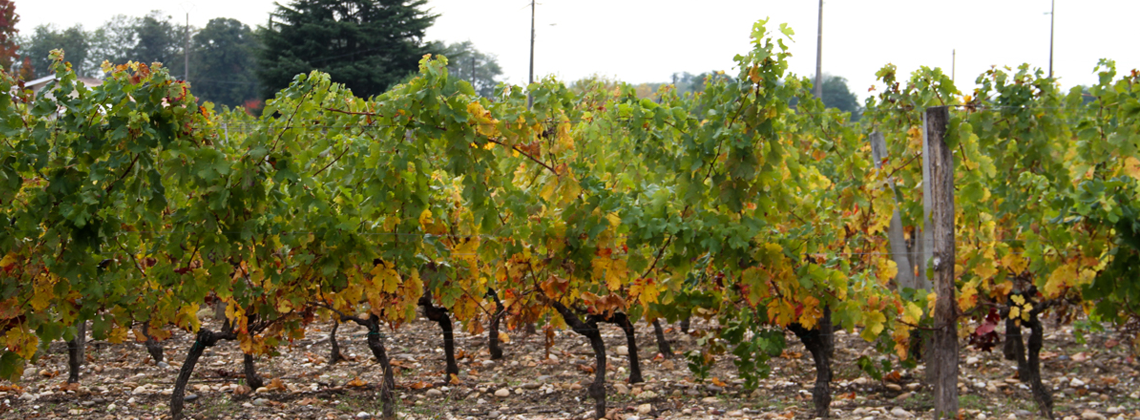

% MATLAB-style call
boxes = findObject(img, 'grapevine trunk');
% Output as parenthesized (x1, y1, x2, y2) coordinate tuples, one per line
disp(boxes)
(1006, 302, 1055, 419)
(604, 312, 643, 383)
(329, 319, 344, 365)
(420, 298, 460, 380)
(243, 353, 264, 390)
(488, 288, 505, 360)
(789, 308, 833, 418)
(171, 326, 236, 420)
(141, 323, 164, 363)
(359, 315, 397, 420)
(66, 321, 85, 384)
(652, 318, 673, 358)
(551, 301, 607, 419)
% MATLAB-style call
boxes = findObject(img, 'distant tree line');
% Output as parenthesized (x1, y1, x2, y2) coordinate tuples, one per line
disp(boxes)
(0, 0, 504, 110)
(0, 0, 863, 116)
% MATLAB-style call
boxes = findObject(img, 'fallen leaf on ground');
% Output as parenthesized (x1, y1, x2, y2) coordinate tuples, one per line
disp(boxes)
(266, 378, 287, 391)
(345, 377, 368, 388)
(780, 350, 802, 359)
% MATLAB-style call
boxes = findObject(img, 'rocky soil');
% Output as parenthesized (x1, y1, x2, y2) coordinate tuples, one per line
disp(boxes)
(1, 312, 1138, 420)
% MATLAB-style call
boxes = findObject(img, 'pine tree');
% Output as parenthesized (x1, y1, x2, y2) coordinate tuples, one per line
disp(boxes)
(257, 0, 437, 99)
(191, 18, 260, 108)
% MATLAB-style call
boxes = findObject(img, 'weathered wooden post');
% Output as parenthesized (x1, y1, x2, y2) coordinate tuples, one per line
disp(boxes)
(926, 106, 958, 418)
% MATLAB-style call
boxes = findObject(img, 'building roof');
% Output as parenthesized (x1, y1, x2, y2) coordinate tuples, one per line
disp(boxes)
(26, 75, 103, 94)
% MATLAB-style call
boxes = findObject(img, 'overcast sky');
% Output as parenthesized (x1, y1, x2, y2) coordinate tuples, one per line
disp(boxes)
(14, 1, 1139, 101)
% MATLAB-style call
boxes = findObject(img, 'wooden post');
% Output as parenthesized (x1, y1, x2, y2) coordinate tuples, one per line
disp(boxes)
(870, 131, 916, 290)
(926, 106, 958, 418)
(919, 111, 934, 290)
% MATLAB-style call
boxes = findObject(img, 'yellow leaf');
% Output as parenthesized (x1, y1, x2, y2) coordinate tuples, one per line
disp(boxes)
(239, 333, 255, 354)
(107, 325, 129, 344)
(178, 303, 201, 331)
(1043, 264, 1077, 298)
(4, 327, 38, 360)
(902, 302, 923, 325)
(861, 310, 886, 341)
(798, 296, 822, 330)
(276, 298, 293, 314)
(0, 252, 17, 269)
(539, 176, 558, 202)
(1010, 294, 1025, 305)
(606, 258, 627, 291)
(498, 332, 510, 344)
(1009, 306, 1021, 320)
(868, 193, 895, 235)
(877, 258, 898, 284)
(30, 275, 57, 312)
(630, 278, 660, 307)
(418, 208, 433, 228)
(958, 279, 979, 311)
(992, 280, 1013, 298)
(1123, 157, 1140, 180)
(829, 271, 848, 301)
(740, 267, 767, 306)
(225, 300, 242, 322)
(1001, 253, 1028, 274)
(606, 212, 621, 228)
(972, 260, 998, 280)
(892, 325, 912, 360)
(371, 261, 401, 294)
(768, 299, 795, 326)
(906, 126, 923, 150)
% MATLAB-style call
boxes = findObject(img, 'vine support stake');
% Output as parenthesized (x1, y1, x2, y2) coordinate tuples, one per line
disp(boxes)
(926, 105, 959, 418)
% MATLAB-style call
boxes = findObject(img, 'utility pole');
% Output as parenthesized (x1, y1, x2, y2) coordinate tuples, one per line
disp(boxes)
(952, 49, 956, 82)
(813, 0, 823, 98)
(185, 12, 190, 82)
(471, 55, 476, 87)
(1048, 0, 1055, 78)
(528, 0, 535, 108)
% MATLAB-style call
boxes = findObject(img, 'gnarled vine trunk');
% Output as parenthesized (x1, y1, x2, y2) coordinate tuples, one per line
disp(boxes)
(652, 318, 673, 358)
(172, 325, 236, 420)
(551, 301, 606, 419)
(487, 288, 506, 360)
(601, 312, 643, 383)
(243, 353, 264, 390)
(350, 314, 396, 420)
(1006, 302, 1054, 419)
(420, 293, 459, 381)
(329, 319, 345, 365)
(141, 322, 165, 363)
(66, 321, 86, 384)
(788, 307, 833, 419)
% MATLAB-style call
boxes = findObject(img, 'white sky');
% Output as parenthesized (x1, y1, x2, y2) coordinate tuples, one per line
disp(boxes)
(14, 0, 1140, 101)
